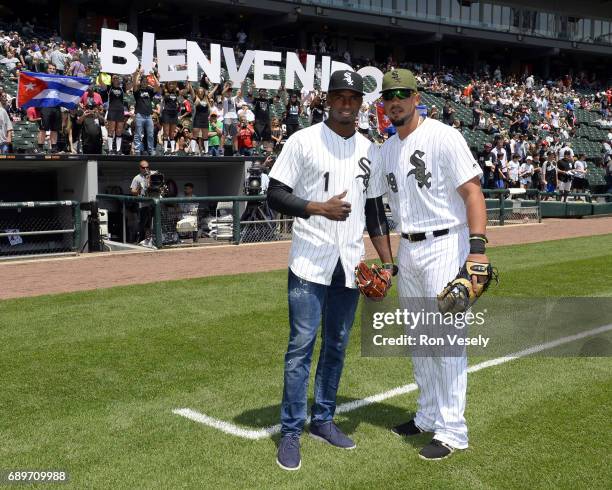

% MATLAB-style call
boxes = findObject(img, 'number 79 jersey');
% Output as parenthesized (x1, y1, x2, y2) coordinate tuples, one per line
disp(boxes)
(381, 118, 482, 233)
(269, 122, 386, 288)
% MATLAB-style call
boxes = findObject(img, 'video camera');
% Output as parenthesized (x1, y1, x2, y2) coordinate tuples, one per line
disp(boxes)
(245, 163, 264, 195)
(146, 170, 168, 197)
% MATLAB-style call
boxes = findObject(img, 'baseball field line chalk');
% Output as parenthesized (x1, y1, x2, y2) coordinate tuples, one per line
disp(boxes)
(173, 323, 612, 440)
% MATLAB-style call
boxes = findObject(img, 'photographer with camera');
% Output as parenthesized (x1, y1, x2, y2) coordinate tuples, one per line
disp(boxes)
(77, 99, 105, 155)
(130, 160, 154, 245)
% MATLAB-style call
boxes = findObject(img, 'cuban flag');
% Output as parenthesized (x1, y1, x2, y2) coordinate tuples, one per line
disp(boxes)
(376, 102, 391, 134)
(17, 71, 90, 109)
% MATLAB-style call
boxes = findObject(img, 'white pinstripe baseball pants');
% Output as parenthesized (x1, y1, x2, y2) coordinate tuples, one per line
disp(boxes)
(397, 225, 470, 449)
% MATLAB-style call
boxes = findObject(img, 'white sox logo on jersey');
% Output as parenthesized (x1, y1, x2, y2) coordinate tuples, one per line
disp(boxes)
(343, 72, 354, 86)
(408, 150, 432, 189)
(356, 157, 371, 192)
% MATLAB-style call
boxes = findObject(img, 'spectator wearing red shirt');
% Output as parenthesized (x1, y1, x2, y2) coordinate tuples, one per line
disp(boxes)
(80, 86, 103, 107)
(235, 116, 255, 156)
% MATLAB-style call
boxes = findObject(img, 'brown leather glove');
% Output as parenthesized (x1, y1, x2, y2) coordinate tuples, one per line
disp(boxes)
(354, 262, 392, 301)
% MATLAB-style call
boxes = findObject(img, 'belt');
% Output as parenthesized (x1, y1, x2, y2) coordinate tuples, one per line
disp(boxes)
(401, 229, 449, 242)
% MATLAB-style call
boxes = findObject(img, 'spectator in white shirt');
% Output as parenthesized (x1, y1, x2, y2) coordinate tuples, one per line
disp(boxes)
(519, 156, 534, 189)
(492, 139, 507, 167)
(1, 49, 19, 69)
(507, 153, 521, 188)
(572, 153, 588, 195)
(558, 144, 574, 161)
(50, 46, 68, 74)
(237, 103, 255, 124)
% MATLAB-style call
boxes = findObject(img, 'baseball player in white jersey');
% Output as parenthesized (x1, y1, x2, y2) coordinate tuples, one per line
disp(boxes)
(379, 69, 490, 460)
(267, 70, 395, 471)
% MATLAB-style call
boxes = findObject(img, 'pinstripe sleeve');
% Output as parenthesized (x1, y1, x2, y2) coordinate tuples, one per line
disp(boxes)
(366, 145, 386, 198)
(269, 134, 303, 188)
(442, 127, 482, 189)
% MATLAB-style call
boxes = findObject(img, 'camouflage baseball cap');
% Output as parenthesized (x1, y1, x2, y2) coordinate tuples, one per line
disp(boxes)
(381, 69, 418, 93)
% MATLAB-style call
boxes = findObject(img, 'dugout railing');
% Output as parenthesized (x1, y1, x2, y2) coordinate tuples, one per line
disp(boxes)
(96, 194, 294, 248)
(0, 200, 81, 259)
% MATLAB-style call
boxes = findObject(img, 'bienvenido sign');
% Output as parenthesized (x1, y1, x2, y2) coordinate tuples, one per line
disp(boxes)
(99, 28, 383, 104)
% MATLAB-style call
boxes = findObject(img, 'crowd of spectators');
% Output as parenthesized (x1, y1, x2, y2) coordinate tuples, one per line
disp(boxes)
(0, 24, 611, 192)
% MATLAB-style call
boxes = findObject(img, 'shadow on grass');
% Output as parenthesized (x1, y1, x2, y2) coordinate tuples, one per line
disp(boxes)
(234, 398, 431, 448)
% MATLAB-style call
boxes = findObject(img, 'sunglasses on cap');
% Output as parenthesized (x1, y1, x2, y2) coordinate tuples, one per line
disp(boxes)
(382, 89, 414, 101)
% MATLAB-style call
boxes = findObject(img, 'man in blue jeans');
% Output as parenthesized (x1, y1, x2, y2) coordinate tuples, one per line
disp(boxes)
(267, 70, 395, 471)
(132, 69, 160, 156)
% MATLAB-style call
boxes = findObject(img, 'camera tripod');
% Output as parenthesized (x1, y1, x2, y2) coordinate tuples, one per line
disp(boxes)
(240, 200, 277, 243)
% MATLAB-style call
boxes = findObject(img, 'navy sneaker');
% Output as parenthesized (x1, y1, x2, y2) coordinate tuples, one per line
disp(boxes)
(309, 421, 356, 449)
(276, 434, 301, 471)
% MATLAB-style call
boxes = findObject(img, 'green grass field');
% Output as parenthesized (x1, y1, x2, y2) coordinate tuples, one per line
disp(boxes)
(1, 234, 612, 489)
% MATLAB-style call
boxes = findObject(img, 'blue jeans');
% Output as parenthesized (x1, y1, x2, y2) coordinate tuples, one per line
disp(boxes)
(208, 145, 220, 156)
(134, 113, 154, 155)
(280, 261, 360, 436)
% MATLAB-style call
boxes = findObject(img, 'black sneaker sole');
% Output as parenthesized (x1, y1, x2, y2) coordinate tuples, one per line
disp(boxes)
(276, 457, 301, 471)
(418, 450, 454, 461)
(309, 432, 356, 450)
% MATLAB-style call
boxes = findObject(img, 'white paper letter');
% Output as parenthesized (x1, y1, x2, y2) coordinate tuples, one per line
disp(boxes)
(358, 66, 383, 105)
(157, 39, 188, 82)
(253, 50, 282, 90)
(223, 47, 256, 87)
(100, 28, 139, 74)
(187, 42, 221, 84)
(320, 56, 331, 92)
(141, 32, 155, 74)
(285, 52, 315, 92)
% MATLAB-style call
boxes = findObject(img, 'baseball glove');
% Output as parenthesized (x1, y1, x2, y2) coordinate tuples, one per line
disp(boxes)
(437, 260, 498, 314)
(355, 262, 392, 301)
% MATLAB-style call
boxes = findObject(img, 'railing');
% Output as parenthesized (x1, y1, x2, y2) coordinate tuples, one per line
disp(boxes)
(96, 194, 293, 248)
(483, 189, 542, 226)
(0, 201, 81, 259)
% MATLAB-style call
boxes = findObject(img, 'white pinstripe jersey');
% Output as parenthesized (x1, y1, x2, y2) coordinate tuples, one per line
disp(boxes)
(381, 118, 482, 233)
(269, 122, 385, 288)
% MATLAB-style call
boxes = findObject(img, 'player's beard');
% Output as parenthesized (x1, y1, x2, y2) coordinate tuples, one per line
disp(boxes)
(388, 107, 415, 128)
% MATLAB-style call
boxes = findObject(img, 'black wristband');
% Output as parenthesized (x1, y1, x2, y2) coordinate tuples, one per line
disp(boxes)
(469, 236, 487, 255)
(382, 263, 399, 276)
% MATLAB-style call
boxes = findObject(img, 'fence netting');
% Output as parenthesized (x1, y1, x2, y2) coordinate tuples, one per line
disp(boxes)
(0, 202, 77, 257)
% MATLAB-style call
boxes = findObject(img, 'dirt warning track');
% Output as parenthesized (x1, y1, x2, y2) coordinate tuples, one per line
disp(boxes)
(2, 217, 611, 300)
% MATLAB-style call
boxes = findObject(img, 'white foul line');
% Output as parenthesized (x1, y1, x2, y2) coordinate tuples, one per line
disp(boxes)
(172, 323, 612, 440)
